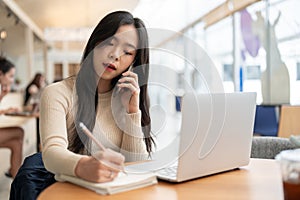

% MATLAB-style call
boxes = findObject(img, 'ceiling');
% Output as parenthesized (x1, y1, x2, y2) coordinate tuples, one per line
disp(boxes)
(0, 0, 139, 57)
(13, 0, 139, 29)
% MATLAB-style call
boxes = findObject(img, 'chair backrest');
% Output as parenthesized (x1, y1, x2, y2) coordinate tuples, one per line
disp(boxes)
(251, 136, 298, 159)
(278, 105, 300, 138)
(253, 105, 278, 136)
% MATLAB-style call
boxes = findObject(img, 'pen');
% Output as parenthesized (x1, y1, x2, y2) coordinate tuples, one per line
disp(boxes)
(79, 122, 105, 151)
(79, 122, 127, 174)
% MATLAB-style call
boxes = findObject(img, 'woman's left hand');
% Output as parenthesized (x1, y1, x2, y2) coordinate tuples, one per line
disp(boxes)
(117, 71, 140, 113)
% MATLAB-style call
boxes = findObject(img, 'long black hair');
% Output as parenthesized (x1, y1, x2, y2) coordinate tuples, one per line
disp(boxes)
(0, 57, 14, 74)
(70, 11, 154, 155)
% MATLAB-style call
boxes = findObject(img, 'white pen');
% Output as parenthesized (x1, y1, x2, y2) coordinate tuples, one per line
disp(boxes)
(79, 122, 127, 174)
(79, 122, 105, 151)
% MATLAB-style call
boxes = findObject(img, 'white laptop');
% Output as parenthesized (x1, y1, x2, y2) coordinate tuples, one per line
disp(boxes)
(126, 92, 257, 182)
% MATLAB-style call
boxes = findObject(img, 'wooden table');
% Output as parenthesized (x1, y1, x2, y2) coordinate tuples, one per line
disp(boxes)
(38, 159, 284, 200)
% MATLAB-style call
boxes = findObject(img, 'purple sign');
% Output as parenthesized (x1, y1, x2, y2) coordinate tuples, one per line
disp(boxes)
(240, 9, 260, 58)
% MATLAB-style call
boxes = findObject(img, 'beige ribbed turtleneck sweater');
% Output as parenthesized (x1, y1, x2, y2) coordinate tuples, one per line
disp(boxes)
(40, 77, 148, 176)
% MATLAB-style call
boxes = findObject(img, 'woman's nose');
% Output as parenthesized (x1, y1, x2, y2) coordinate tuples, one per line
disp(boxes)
(109, 48, 120, 61)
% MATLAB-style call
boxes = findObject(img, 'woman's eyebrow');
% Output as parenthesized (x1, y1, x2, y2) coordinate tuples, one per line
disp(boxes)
(113, 36, 137, 50)
(125, 42, 137, 50)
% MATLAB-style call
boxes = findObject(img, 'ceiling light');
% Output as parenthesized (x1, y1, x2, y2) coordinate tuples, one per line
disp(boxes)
(0, 29, 7, 40)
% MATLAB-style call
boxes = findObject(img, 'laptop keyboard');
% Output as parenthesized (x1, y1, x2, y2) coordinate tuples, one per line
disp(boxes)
(157, 165, 178, 179)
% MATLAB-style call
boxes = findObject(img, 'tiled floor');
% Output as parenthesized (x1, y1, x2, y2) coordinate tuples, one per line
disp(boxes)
(0, 169, 13, 200)
(0, 149, 12, 200)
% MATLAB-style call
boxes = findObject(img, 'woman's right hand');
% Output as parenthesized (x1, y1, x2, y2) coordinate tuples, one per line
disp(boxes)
(75, 148, 125, 183)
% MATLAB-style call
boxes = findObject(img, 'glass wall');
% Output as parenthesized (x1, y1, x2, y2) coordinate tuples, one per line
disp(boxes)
(135, 0, 300, 152)
(154, 0, 300, 105)
(243, 0, 300, 104)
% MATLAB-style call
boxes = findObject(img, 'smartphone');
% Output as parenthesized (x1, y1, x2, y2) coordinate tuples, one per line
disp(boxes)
(116, 64, 134, 95)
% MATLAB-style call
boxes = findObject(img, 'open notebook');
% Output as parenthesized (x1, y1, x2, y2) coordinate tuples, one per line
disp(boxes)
(55, 172, 157, 195)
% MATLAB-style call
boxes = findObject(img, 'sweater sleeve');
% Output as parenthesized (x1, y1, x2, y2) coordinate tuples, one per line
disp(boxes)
(120, 110, 149, 161)
(40, 83, 84, 176)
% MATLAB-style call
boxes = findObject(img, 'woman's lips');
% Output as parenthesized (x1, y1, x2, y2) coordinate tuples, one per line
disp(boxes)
(104, 63, 116, 72)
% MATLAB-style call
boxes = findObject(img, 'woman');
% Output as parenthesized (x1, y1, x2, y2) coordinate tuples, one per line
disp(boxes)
(24, 72, 46, 106)
(0, 57, 24, 178)
(10, 11, 154, 199)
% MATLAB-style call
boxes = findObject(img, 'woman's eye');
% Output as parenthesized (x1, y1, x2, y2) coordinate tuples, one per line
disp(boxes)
(124, 51, 133, 55)
(102, 40, 114, 46)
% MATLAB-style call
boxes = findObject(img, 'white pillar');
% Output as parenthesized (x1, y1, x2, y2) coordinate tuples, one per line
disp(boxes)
(43, 42, 48, 78)
(265, 0, 271, 103)
(25, 27, 34, 79)
(232, 13, 242, 92)
(62, 41, 69, 78)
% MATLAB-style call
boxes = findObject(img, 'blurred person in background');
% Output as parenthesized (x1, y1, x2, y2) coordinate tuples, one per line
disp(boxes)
(0, 57, 24, 178)
(24, 72, 47, 112)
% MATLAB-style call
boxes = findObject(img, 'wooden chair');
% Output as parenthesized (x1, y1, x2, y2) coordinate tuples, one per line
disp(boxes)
(277, 105, 300, 138)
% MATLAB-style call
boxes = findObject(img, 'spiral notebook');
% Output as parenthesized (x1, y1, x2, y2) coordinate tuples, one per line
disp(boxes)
(55, 172, 157, 195)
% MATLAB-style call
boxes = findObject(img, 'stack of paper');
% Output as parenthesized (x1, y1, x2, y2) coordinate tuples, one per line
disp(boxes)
(55, 172, 157, 195)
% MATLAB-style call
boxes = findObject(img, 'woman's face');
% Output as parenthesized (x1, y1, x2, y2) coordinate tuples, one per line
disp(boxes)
(39, 75, 46, 87)
(0, 67, 15, 86)
(0, 68, 15, 95)
(93, 24, 138, 81)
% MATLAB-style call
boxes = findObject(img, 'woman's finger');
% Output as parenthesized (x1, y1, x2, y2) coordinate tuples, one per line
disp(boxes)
(94, 149, 123, 162)
(93, 149, 125, 172)
(118, 76, 139, 88)
(105, 169, 118, 179)
(100, 160, 124, 172)
(121, 71, 139, 84)
(122, 71, 138, 80)
(118, 83, 140, 95)
(96, 169, 118, 182)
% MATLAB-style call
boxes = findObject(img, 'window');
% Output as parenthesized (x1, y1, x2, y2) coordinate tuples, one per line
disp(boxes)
(223, 64, 233, 81)
(297, 63, 300, 80)
(68, 63, 80, 76)
(54, 63, 63, 81)
(245, 65, 261, 80)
